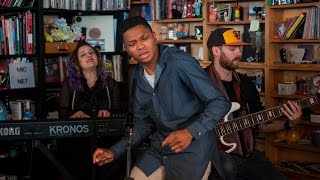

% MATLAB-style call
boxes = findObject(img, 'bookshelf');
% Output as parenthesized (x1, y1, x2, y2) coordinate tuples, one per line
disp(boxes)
(265, 1, 320, 179)
(0, 1, 130, 178)
(0, 2, 41, 119)
(152, 17, 204, 62)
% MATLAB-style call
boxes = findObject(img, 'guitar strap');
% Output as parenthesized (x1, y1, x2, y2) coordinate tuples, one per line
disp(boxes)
(233, 74, 254, 156)
(206, 64, 254, 157)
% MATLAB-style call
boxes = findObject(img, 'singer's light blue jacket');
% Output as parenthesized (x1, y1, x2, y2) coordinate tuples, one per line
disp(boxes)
(110, 44, 231, 180)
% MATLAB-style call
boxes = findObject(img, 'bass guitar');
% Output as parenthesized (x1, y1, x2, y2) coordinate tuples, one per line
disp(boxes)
(215, 93, 320, 153)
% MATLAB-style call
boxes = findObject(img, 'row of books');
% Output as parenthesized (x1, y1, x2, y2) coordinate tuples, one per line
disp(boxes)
(45, 56, 68, 85)
(104, 54, 123, 82)
(43, 0, 130, 11)
(280, 7, 319, 40)
(9, 98, 35, 120)
(302, 7, 320, 40)
(0, 10, 35, 56)
(150, 0, 202, 21)
(270, 0, 319, 6)
(0, 0, 34, 7)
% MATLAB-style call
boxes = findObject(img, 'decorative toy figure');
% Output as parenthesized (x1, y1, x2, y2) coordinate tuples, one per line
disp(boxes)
(0, 100, 8, 120)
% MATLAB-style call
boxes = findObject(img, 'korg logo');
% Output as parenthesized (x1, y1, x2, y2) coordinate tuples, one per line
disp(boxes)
(49, 125, 89, 135)
(0, 127, 20, 136)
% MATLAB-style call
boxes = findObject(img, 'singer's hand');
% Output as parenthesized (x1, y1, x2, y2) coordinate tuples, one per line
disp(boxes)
(92, 148, 114, 166)
(97, 110, 111, 117)
(70, 111, 90, 118)
(162, 129, 193, 153)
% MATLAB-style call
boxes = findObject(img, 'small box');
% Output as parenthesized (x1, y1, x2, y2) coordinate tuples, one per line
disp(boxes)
(278, 82, 296, 95)
(45, 42, 78, 54)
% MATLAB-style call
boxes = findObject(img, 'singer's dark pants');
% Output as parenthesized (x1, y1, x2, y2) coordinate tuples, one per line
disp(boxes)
(56, 136, 124, 180)
(209, 150, 287, 180)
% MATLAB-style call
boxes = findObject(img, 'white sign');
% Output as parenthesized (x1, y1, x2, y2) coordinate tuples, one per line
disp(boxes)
(9, 62, 35, 89)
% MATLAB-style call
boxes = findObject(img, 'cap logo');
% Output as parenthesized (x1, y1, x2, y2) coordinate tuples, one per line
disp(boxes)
(222, 29, 241, 45)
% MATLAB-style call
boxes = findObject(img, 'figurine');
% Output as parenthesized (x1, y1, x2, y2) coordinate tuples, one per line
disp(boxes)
(0, 100, 7, 121)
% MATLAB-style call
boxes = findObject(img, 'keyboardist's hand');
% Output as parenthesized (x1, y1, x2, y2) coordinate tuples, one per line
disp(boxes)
(98, 110, 111, 117)
(70, 111, 90, 118)
(92, 147, 114, 166)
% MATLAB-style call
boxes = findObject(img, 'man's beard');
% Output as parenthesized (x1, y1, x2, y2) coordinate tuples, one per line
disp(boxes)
(219, 51, 241, 71)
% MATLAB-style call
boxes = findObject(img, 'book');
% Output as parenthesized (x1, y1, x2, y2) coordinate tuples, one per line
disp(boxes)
(284, 12, 306, 39)
(281, 16, 298, 40)
(9, 100, 22, 120)
(104, 56, 113, 78)
(139, 4, 151, 21)
(24, 10, 33, 55)
(298, 44, 314, 62)
(289, 17, 306, 39)
(45, 59, 60, 84)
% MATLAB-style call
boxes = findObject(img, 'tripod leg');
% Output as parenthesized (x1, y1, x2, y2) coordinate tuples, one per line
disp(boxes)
(32, 140, 75, 180)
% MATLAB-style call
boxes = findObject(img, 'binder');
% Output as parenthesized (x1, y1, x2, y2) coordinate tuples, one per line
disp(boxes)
(284, 12, 306, 39)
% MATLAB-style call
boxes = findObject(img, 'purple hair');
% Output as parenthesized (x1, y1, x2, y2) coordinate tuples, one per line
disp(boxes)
(67, 41, 106, 92)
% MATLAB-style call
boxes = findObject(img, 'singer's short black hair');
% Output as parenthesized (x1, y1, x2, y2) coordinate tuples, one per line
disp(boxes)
(121, 16, 152, 36)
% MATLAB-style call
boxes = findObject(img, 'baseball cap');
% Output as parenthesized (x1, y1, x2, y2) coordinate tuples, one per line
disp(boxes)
(207, 28, 251, 48)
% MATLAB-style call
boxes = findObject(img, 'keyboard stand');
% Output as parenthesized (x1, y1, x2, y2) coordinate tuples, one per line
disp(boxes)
(32, 140, 75, 180)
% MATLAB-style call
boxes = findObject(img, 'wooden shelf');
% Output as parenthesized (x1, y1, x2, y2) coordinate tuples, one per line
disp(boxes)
(207, 20, 265, 25)
(270, 94, 307, 99)
(269, 2, 320, 9)
(271, 142, 320, 153)
(270, 39, 320, 43)
(268, 64, 320, 71)
(157, 40, 203, 44)
(153, 18, 203, 23)
(238, 62, 266, 69)
(131, 0, 149, 5)
(300, 121, 320, 126)
(207, 0, 263, 2)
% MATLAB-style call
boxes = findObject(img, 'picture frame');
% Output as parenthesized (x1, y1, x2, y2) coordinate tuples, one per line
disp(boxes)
(195, 26, 203, 40)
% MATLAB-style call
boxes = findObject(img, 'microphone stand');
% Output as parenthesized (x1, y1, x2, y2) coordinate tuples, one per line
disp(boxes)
(124, 112, 134, 180)
(124, 79, 136, 180)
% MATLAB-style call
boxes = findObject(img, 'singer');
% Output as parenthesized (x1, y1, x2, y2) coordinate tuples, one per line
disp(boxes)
(58, 41, 122, 180)
(93, 16, 231, 180)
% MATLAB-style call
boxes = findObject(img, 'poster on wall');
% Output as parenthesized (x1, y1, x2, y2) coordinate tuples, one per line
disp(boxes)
(74, 15, 115, 52)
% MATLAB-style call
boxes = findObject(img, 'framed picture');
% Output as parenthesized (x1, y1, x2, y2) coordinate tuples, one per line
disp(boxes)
(215, 4, 231, 22)
(195, 26, 203, 40)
